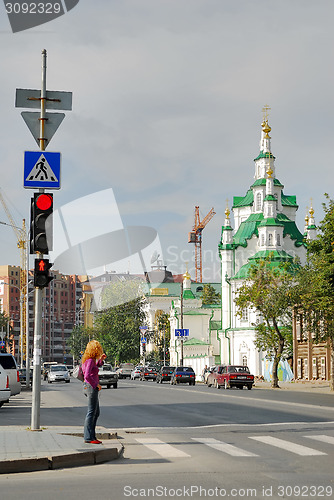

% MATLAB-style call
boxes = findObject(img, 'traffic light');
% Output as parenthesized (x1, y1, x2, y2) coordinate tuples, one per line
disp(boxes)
(30, 193, 53, 254)
(34, 258, 54, 288)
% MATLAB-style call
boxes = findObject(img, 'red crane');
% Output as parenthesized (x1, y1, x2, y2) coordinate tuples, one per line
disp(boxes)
(188, 206, 216, 283)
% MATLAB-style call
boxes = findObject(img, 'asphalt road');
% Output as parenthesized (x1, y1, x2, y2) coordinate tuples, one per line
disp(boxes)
(1, 378, 334, 500)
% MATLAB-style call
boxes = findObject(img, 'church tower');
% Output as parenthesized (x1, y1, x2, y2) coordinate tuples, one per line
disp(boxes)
(218, 107, 314, 375)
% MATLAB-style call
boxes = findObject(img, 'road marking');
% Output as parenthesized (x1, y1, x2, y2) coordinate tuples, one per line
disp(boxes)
(249, 436, 326, 456)
(305, 435, 334, 445)
(192, 437, 258, 457)
(135, 437, 190, 458)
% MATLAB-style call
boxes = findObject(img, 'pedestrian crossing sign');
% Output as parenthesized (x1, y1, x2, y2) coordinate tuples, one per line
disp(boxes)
(24, 151, 61, 189)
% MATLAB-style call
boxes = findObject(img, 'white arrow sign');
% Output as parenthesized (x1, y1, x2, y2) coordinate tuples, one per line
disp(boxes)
(21, 111, 65, 148)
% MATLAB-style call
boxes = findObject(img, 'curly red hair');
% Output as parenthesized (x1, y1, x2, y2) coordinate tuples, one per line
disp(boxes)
(82, 340, 104, 364)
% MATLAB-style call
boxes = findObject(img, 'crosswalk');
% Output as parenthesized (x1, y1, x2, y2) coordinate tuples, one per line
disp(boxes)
(134, 434, 334, 459)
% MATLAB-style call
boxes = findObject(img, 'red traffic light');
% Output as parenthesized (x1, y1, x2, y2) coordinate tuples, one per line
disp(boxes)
(35, 194, 53, 211)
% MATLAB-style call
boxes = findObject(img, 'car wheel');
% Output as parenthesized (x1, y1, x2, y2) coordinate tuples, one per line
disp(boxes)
(66, 380, 70, 383)
(48, 379, 52, 383)
(247, 384, 252, 390)
(107, 384, 111, 389)
(113, 383, 117, 388)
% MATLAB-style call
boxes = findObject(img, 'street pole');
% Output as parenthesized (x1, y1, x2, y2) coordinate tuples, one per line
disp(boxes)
(31, 49, 47, 431)
(180, 280, 184, 365)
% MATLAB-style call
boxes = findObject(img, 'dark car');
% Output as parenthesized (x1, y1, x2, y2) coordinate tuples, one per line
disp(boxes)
(156, 366, 176, 383)
(170, 366, 196, 386)
(140, 366, 158, 381)
(18, 368, 33, 386)
(220, 365, 254, 390)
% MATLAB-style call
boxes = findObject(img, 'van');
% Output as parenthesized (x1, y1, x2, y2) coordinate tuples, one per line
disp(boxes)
(0, 353, 21, 396)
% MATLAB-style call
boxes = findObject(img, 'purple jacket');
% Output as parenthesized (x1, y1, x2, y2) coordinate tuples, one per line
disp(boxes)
(82, 358, 104, 389)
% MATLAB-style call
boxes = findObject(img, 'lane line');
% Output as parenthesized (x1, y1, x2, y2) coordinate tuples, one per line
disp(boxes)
(119, 421, 334, 431)
(249, 435, 326, 456)
(134, 437, 190, 458)
(192, 437, 258, 457)
(305, 435, 334, 445)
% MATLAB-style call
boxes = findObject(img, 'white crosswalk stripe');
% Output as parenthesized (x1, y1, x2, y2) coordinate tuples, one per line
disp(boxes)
(304, 435, 334, 445)
(135, 437, 190, 458)
(249, 435, 326, 456)
(192, 437, 258, 457)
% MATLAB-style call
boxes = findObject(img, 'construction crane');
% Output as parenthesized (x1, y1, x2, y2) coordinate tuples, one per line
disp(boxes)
(0, 190, 28, 364)
(188, 206, 216, 283)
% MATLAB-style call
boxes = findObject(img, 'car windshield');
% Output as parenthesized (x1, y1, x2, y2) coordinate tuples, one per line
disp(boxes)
(51, 365, 67, 372)
(177, 367, 194, 372)
(0, 355, 17, 369)
(228, 366, 250, 373)
(101, 365, 111, 371)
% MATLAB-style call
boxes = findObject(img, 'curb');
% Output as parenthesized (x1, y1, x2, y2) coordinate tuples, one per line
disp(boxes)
(0, 443, 123, 474)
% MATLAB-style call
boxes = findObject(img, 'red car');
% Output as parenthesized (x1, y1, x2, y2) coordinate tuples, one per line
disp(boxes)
(206, 365, 225, 388)
(209, 365, 254, 390)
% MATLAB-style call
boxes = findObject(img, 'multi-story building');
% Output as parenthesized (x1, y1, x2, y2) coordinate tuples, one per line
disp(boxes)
(0, 264, 86, 365)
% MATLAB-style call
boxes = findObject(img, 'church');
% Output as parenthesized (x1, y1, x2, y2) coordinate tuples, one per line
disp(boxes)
(218, 108, 316, 376)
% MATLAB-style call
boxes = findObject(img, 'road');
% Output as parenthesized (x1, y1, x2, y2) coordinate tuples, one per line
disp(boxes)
(0, 378, 334, 500)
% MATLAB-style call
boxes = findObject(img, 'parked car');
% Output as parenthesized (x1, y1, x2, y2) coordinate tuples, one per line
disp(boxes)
(0, 364, 10, 407)
(0, 353, 21, 396)
(170, 366, 196, 385)
(156, 366, 176, 383)
(220, 365, 254, 390)
(98, 364, 118, 388)
(130, 368, 142, 380)
(206, 365, 226, 388)
(140, 366, 158, 381)
(116, 363, 135, 379)
(47, 364, 70, 383)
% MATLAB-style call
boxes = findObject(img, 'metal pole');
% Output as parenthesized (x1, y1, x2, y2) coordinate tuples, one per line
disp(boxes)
(180, 281, 184, 365)
(31, 49, 47, 431)
(25, 245, 30, 388)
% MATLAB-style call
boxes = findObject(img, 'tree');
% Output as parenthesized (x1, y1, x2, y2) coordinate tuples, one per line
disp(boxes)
(295, 195, 334, 391)
(0, 311, 13, 353)
(234, 257, 297, 388)
(200, 284, 221, 305)
(67, 326, 92, 363)
(154, 310, 171, 364)
(94, 280, 146, 365)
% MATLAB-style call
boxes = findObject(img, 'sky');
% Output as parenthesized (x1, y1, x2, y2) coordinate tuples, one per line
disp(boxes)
(0, 0, 333, 282)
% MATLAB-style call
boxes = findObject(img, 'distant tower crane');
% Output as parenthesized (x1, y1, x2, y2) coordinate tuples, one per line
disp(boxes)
(188, 206, 216, 283)
(0, 190, 28, 364)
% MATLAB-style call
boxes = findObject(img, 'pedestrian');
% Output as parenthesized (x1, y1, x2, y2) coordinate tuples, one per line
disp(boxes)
(81, 340, 106, 444)
(202, 365, 208, 382)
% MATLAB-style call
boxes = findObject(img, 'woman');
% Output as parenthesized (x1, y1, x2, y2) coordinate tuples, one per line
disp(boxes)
(81, 340, 106, 444)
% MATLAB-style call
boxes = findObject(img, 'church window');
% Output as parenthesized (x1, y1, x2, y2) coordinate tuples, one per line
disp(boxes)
(268, 233, 273, 246)
(261, 234, 265, 246)
(242, 355, 248, 366)
(256, 192, 262, 211)
(276, 234, 280, 245)
(241, 308, 249, 322)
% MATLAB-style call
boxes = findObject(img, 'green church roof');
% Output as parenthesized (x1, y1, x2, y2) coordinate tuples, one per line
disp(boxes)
(253, 150, 276, 161)
(232, 250, 299, 280)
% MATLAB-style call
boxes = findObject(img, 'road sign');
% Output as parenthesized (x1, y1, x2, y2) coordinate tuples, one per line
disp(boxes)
(139, 326, 148, 331)
(175, 329, 189, 337)
(16, 89, 73, 111)
(0, 341, 5, 347)
(24, 151, 61, 189)
(21, 112, 65, 148)
(141, 337, 147, 343)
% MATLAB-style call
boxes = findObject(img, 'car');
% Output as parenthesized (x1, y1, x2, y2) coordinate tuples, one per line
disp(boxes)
(203, 365, 216, 384)
(0, 353, 21, 396)
(140, 366, 158, 381)
(47, 364, 70, 383)
(42, 361, 58, 380)
(18, 368, 33, 386)
(219, 365, 254, 390)
(130, 368, 142, 380)
(206, 365, 226, 388)
(156, 366, 176, 383)
(0, 364, 10, 407)
(170, 366, 196, 385)
(98, 364, 118, 388)
(116, 363, 135, 379)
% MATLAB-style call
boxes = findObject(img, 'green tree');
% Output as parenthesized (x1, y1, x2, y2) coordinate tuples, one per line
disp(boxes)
(94, 280, 146, 365)
(67, 325, 92, 363)
(295, 195, 334, 391)
(234, 257, 296, 388)
(155, 310, 171, 364)
(0, 311, 13, 353)
(200, 284, 221, 305)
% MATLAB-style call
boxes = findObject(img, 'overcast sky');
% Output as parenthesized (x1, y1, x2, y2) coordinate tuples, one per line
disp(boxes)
(0, 0, 333, 281)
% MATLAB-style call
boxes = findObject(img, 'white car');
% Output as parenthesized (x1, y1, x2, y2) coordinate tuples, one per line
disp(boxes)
(47, 365, 70, 383)
(0, 364, 11, 407)
(0, 353, 21, 396)
(130, 368, 142, 380)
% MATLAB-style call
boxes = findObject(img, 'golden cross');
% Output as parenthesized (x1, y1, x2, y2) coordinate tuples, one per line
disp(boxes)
(262, 104, 271, 122)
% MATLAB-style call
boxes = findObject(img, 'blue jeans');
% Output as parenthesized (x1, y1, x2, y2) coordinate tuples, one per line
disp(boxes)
(83, 383, 100, 441)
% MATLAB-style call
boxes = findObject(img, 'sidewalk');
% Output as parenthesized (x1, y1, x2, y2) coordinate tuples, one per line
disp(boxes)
(0, 425, 123, 474)
(253, 379, 333, 393)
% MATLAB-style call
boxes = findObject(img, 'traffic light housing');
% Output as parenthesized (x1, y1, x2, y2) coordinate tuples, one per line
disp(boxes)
(30, 193, 53, 254)
(34, 258, 54, 288)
